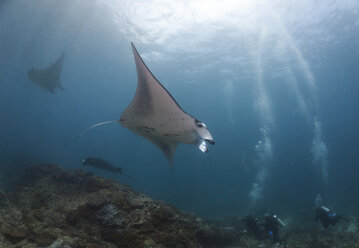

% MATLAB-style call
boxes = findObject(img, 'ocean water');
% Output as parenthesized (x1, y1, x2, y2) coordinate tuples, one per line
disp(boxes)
(0, 0, 358, 220)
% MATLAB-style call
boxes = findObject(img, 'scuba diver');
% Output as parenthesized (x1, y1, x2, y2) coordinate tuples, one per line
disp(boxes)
(263, 213, 286, 243)
(315, 194, 343, 228)
(244, 212, 285, 243)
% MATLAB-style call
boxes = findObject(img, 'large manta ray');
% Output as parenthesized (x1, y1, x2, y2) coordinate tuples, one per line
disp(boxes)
(28, 51, 65, 94)
(76, 43, 214, 166)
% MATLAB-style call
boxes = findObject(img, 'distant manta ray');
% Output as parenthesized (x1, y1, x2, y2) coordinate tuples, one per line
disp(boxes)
(28, 51, 65, 94)
(75, 43, 215, 166)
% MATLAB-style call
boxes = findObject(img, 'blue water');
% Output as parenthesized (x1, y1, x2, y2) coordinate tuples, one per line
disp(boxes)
(0, 0, 358, 219)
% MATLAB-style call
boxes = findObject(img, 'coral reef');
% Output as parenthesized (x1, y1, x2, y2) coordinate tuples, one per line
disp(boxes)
(0, 164, 358, 248)
(0, 164, 235, 248)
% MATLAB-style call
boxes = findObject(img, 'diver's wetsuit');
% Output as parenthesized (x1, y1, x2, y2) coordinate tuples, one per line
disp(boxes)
(263, 214, 281, 243)
(315, 206, 342, 228)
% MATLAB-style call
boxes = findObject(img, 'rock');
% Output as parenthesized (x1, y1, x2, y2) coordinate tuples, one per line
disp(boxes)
(49, 237, 75, 248)
(96, 203, 125, 227)
(2, 225, 28, 243)
(0, 164, 229, 248)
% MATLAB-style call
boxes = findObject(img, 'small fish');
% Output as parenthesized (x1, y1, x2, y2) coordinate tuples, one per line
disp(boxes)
(81, 157, 122, 174)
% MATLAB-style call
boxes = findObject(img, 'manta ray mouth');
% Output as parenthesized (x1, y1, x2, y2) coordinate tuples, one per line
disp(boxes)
(205, 138, 215, 145)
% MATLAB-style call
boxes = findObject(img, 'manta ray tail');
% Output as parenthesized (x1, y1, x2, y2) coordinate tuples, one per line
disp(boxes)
(74, 120, 119, 141)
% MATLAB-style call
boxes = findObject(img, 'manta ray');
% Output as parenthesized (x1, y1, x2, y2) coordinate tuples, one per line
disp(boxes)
(76, 43, 214, 166)
(28, 51, 65, 94)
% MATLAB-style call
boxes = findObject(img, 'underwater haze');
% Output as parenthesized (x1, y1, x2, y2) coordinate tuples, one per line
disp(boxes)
(0, 0, 359, 219)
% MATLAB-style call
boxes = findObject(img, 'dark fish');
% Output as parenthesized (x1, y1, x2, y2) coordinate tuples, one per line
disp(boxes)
(82, 157, 122, 174)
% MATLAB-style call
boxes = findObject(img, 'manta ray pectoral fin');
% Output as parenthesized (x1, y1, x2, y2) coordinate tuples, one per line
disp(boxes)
(59, 84, 64, 91)
(150, 138, 178, 167)
(161, 142, 178, 167)
(46, 51, 65, 78)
